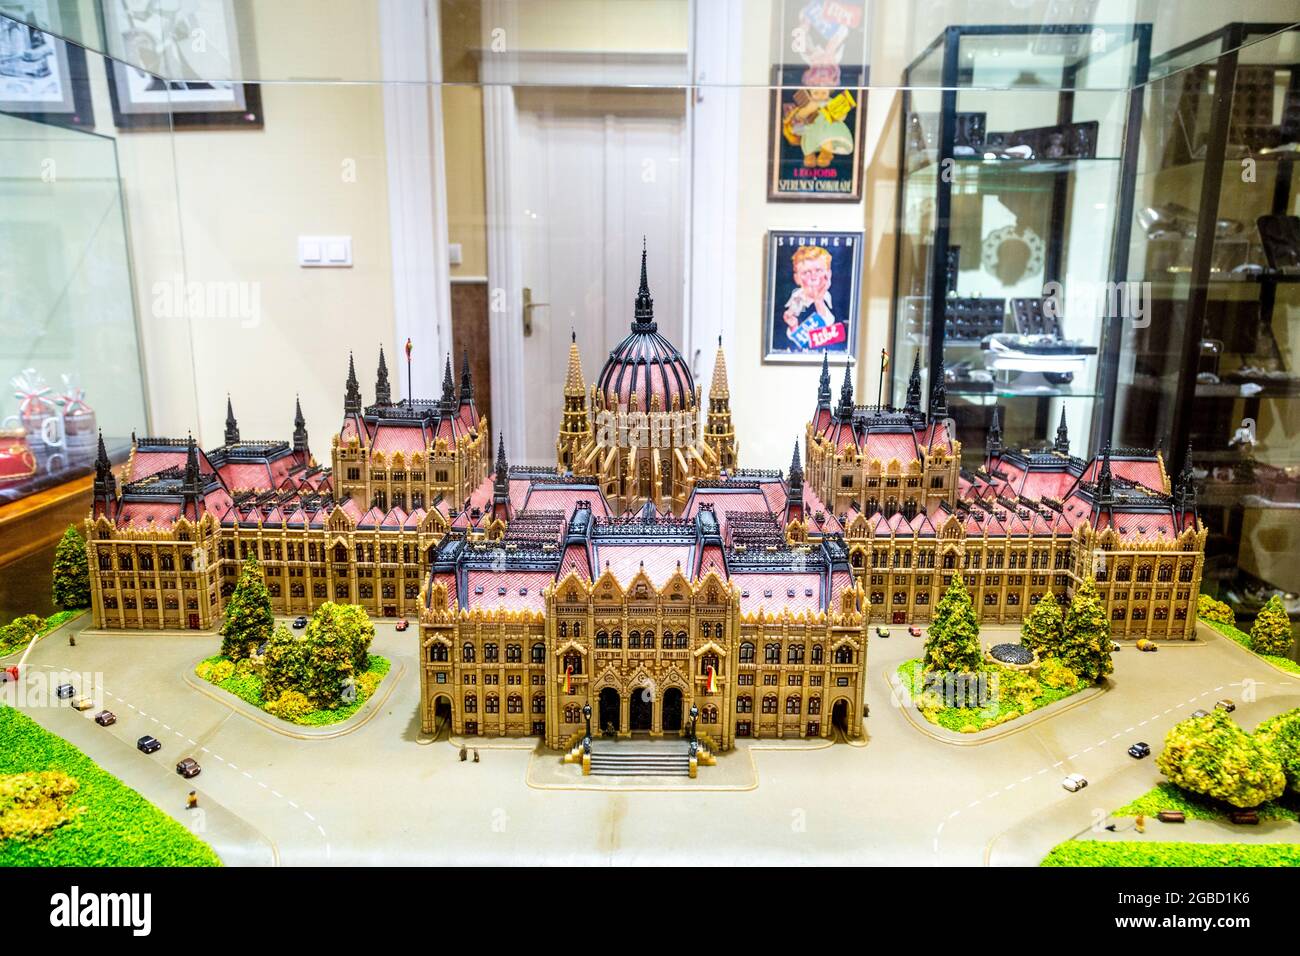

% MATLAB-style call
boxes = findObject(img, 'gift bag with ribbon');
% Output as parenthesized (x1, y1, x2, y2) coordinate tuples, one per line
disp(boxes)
(0, 427, 36, 486)
(11, 369, 58, 473)
(57, 374, 97, 466)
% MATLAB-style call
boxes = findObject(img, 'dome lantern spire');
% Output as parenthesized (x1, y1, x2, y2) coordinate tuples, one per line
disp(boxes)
(632, 237, 656, 334)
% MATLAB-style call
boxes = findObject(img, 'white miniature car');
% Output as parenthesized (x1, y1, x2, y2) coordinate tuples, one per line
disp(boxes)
(1061, 773, 1088, 792)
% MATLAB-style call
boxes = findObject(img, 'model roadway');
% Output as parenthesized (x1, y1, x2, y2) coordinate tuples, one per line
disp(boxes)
(11, 615, 1300, 866)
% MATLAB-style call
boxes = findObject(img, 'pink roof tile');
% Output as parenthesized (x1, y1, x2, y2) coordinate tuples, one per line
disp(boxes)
(734, 572, 822, 615)
(464, 570, 552, 613)
(594, 544, 694, 588)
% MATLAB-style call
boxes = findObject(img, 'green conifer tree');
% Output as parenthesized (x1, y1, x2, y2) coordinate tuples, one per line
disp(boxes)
(923, 577, 982, 674)
(1058, 576, 1113, 683)
(220, 557, 274, 661)
(1020, 591, 1063, 659)
(1250, 595, 1294, 658)
(50, 526, 90, 610)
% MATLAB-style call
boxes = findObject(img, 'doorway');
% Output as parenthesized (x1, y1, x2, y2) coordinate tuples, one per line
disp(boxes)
(598, 687, 621, 735)
(662, 687, 683, 733)
(513, 87, 687, 463)
(433, 695, 452, 737)
(831, 699, 850, 736)
(629, 685, 654, 732)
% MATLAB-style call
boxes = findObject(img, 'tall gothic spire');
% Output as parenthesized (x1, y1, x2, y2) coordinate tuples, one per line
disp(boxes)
(375, 346, 392, 406)
(344, 352, 362, 414)
(709, 335, 730, 401)
(495, 432, 509, 483)
(1175, 442, 1196, 513)
(1097, 441, 1114, 505)
(459, 349, 474, 403)
(293, 396, 309, 456)
(904, 351, 922, 415)
(93, 429, 116, 502)
(789, 439, 804, 488)
(835, 361, 855, 421)
(1054, 407, 1070, 455)
(224, 396, 239, 446)
(816, 351, 832, 409)
(987, 406, 1003, 457)
(440, 354, 456, 410)
(564, 331, 586, 395)
(930, 360, 947, 419)
(632, 238, 656, 333)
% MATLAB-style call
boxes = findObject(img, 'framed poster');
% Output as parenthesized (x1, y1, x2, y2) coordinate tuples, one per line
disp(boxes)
(768, 0, 868, 202)
(764, 230, 862, 364)
(101, 0, 262, 130)
(0, 1, 94, 128)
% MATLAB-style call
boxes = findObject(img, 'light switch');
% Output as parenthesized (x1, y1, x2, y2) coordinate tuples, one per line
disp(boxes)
(299, 235, 352, 267)
(449, 242, 463, 266)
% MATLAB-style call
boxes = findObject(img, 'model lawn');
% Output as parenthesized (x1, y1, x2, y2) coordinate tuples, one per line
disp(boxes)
(0, 706, 220, 866)
(899, 579, 1111, 733)
(196, 561, 390, 726)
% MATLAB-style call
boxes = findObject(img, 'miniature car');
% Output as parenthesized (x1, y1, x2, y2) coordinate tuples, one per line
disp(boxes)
(56, 683, 75, 699)
(1215, 698, 1236, 712)
(94, 710, 116, 727)
(176, 757, 201, 779)
(1191, 709, 1209, 718)
(875, 627, 890, 638)
(1157, 810, 1186, 823)
(136, 735, 162, 754)
(1061, 773, 1088, 792)
(71, 695, 95, 711)
(395, 618, 410, 632)
(1229, 809, 1259, 825)
(1, 665, 18, 682)
(908, 625, 923, 637)
(292, 615, 309, 629)
(1128, 741, 1150, 759)
(1110, 640, 1121, 652)
(1135, 639, 1158, 652)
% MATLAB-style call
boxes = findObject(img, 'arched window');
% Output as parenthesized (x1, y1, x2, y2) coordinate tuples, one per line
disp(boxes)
(462, 643, 476, 663)
(558, 621, 567, 638)
(464, 694, 477, 712)
(564, 704, 581, 722)
(675, 631, 688, 648)
(762, 695, 778, 714)
(484, 643, 499, 662)
(506, 644, 522, 663)
(736, 695, 752, 713)
(702, 706, 718, 723)
(532, 694, 546, 714)
(596, 631, 609, 648)
(629, 630, 641, 648)
(507, 695, 523, 714)
(610, 631, 623, 648)
(531, 643, 545, 664)
(765, 643, 781, 664)
(785, 695, 801, 714)
(808, 696, 821, 715)
(563, 653, 582, 675)
(834, 646, 853, 664)
(811, 645, 824, 664)
(429, 644, 448, 662)
(701, 654, 719, 676)
(739, 642, 755, 663)
(787, 644, 805, 664)
(642, 632, 655, 649)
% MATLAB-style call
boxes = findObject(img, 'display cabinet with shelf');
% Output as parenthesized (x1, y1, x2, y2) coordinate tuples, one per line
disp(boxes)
(1115, 24, 1300, 622)
(892, 22, 1151, 461)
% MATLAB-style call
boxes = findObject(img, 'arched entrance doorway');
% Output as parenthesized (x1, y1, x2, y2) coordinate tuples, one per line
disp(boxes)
(432, 695, 452, 736)
(662, 687, 683, 733)
(831, 699, 849, 735)
(599, 687, 621, 735)
(629, 685, 653, 732)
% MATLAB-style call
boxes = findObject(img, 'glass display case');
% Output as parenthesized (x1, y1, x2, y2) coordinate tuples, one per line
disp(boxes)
(892, 22, 1151, 460)
(1115, 23, 1300, 619)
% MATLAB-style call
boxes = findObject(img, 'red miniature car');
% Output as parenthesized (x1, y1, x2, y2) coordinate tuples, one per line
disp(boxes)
(908, 625, 922, 637)
(395, 619, 410, 632)
(94, 710, 116, 726)
(1, 665, 18, 682)
(176, 757, 201, 779)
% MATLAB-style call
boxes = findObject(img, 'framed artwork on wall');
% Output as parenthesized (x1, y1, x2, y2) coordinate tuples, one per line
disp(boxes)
(101, 0, 262, 130)
(0, 1, 94, 129)
(767, 0, 869, 202)
(763, 229, 862, 364)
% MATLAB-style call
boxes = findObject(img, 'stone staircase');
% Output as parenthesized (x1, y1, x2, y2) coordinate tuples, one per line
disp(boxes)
(587, 739, 692, 777)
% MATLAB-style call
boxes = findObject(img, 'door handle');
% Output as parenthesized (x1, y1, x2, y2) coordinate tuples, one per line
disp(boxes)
(522, 287, 548, 338)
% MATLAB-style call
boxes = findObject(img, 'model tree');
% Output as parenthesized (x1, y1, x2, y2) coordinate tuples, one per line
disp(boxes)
(1019, 591, 1063, 659)
(923, 578, 982, 675)
(1157, 710, 1286, 808)
(1196, 593, 1235, 628)
(51, 526, 91, 610)
(300, 602, 375, 706)
(261, 624, 308, 703)
(1250, 595, 1294, 658)
(1255, 708, 1300, 795)
(1057, 577, 1113, 683)
(220, 557, 274, 661)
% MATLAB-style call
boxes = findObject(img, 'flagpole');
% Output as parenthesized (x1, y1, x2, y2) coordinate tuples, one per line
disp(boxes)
(405, 338, 413, 401)
(876, 349, 887, 410)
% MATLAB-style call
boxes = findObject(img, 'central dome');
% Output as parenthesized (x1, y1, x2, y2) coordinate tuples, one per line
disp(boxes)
(596, 247, 696, 411)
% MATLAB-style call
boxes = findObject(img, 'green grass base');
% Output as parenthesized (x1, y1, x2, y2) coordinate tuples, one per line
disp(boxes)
(0, 706, 220, 866)
(0, 609, 85, 658)
(1114, 782, 1299, 822)
(896, 657, 1086, 733)
(1041, 840, 1300, 867)
(196, 653, 391, 726)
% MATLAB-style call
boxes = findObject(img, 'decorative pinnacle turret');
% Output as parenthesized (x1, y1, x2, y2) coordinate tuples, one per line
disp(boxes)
(930, 360, 947, 419)
(1054, 406, 1070, 455)
(835, 361, 855, 420)
(987, 405, 1003, 456)
(1097, 441, 1114, 504)
(495, 432, 508, 481)
(789, 439, 804, 486)
(441, 354, 456, 408)
(375, 346, 392, 406)
(293, 396, 309, 455)
(904, 351, 922, 414)
(344, 352, 362, 414)
(460, 349, 474, 402)
(564, 333, 586, 395)
(817, 351, 832, 408)
(224, 395, 239, 446)
(709, 336, 730, 401)
(632, 238, 656, 333)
